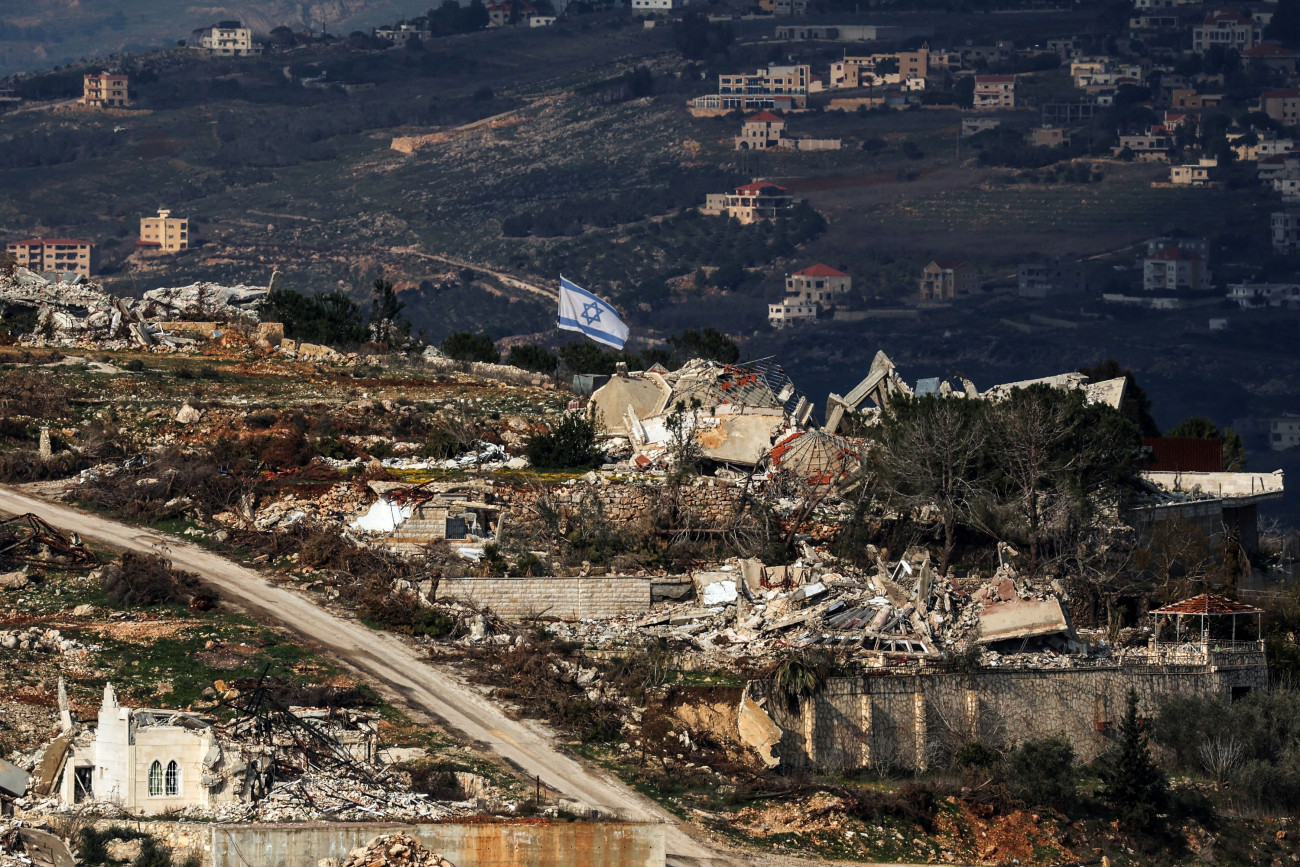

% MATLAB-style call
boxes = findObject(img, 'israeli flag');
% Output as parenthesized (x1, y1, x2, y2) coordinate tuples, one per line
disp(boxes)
(556, 276, 629, 350)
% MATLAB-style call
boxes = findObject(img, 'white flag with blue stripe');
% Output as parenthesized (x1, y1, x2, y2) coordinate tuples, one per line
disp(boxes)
(557, 277, 629, 349)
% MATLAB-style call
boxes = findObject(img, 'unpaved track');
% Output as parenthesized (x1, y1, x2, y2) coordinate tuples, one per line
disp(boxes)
(0, 487, 730, 867)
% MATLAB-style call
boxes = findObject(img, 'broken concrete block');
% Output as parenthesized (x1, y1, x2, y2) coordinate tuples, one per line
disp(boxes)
(792, 581, 827, 604)
(0, 571, 29, 589)
(737, 693, 782, 768)
(175, 403, 202, 424)
(700, 578, 738, 607)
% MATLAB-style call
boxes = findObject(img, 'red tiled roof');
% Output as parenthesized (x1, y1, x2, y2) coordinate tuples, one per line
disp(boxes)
(1245, 42, 1298, 57)
(930, 259, 965, 269)
(794, 263, 847, 277)
(7, 238, 93, 247)
(735, 181, 788, 193)
(1261, 88, 1300, 99)
(746, 110, 783, 123)
(1204, 6, 1251, 24)
(1151, 593, 1263, 615)
(976, 74, 1016, 83)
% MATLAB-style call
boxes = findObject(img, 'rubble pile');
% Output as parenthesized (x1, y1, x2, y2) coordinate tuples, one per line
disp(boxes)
(0, 268, 267, 348)
(0, 628, 90, 655)
(540, 547, 1091, 670)
(333, 833, 458, 867)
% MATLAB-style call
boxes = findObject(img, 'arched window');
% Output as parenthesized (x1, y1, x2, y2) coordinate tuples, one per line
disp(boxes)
(165, 760, 179, 796)
(148, 761, 163, 796)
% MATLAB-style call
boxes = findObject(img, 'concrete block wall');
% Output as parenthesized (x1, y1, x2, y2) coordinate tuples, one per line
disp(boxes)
(437, 576, 655, 620)
(752, 661, 1269, 772)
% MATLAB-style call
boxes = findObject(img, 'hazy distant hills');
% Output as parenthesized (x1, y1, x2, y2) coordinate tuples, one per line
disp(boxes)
(0, 0, 433, 76)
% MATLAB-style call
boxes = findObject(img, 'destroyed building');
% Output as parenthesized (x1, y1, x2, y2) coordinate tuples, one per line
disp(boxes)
(0, 268, 269, 348)
(39, 682, 380, 818)
(823, 349, 1129, 433)
(46, 684, 241, 812)
(589, 358, 815, 470)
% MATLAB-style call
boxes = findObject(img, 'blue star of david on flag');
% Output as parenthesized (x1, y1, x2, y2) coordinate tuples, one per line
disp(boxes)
(557, 277, 629, 349)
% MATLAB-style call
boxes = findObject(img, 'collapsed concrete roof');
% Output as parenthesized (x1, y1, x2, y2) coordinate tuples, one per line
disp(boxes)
(592, 358, 815, 468)
(824, 350, 1130, 433)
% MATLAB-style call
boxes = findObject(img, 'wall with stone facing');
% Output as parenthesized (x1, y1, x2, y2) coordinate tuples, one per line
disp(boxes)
(750, 660, 1268, 772)
(437, 575, 655, 620)
(94, 820, 664, 867)
(494, 479, 745, 530)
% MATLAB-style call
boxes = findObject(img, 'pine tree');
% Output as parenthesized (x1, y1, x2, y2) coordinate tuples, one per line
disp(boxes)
(1102, 688, 1167, 829)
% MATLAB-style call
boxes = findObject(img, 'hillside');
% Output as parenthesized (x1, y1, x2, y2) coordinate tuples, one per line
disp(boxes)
(2, 12, 1299, 513)
(0, 0, 434, 77)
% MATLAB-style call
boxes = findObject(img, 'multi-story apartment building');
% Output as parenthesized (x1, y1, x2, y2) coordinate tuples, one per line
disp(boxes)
(191, 21, 261, 56)
(1192, 7, 1260, 53)
(972, 75, 1016, 110)
(1272, 209, 1300, 253)
(138, 209, 189, 252)
(1259, 89, 1300, 125)
(5, 239, 98, 277)
(693, 64, 811, 111)
(1270, 416, 1300, 451)
(735, 111, 786, 149)
(82, 73, 129, 108)
(1018, 259, 1087, 298)
(1143, 243, 1211, 292)
(768, 265, 851, 329)
(700, 182, 799, 224)
(919, 260, 977, 301)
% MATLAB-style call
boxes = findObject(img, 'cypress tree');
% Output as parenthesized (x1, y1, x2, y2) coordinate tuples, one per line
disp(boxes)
(1102, 688, 1168, 829)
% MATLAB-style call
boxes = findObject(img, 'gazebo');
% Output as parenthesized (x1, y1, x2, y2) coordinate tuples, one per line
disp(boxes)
(1150, 593, 1264, 646)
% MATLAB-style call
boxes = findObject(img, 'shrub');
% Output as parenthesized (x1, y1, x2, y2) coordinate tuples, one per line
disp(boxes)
(1006, 737, 1076, 809)
(102, 552, 211, 608)
(506, 344, 558, 373)
(440, 331, 499, 364)
(524, 413, 603, 469)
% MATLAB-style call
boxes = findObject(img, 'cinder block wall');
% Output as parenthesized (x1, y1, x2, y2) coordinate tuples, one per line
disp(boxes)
(751, 662, 1269, 772)
(437, 576, 654, 620)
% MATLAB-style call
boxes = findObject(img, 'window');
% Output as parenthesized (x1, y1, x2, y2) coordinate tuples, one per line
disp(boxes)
(148, 760, 163, 796)
(165, 760, 179, 796)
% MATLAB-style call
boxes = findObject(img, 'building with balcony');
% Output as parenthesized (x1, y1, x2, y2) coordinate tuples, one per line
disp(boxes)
(693, 64, 810, 111)
(700, 181, 799, 224)
(1017, 258, 1086, 298)
(972, 74, 1016, 110)
(919, 260, 977, 301)
(1192, 7, 1261, 53)
(5, 238, 97, 278)
(82, 73, 129, 108)
(191, 21, 261, 56)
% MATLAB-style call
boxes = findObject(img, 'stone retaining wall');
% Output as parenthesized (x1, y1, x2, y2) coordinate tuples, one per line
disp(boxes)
(749, 660, 1268, 772)
(497, 479, 745, 528)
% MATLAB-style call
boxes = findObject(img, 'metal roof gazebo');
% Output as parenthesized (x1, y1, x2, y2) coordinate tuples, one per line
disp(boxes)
(1150, 593, 1263, 646)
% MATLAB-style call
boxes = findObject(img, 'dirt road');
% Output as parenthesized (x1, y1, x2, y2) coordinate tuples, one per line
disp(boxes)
(0, 487, 729, 867)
